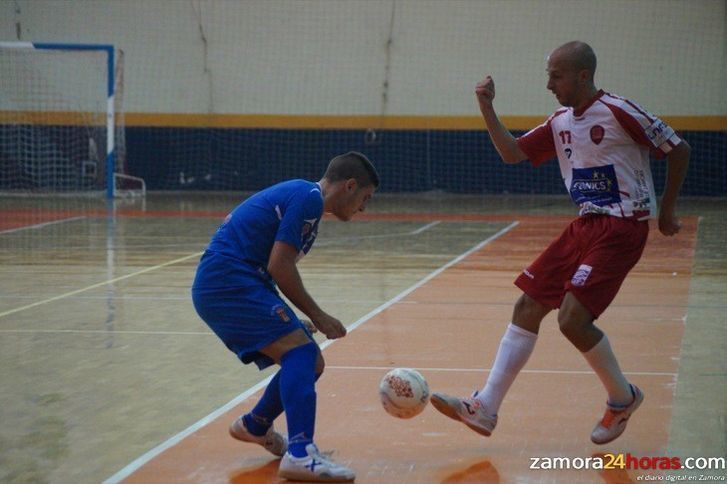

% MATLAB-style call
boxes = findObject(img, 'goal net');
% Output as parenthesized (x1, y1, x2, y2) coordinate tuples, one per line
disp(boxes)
(0, 42, 143, 198)
(115, 1, 724, 197)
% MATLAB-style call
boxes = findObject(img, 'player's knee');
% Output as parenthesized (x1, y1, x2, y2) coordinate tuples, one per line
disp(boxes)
(557, 312, 588, 343)
(512, 294, 548, 331)
(513, 294, 533, 319)
(558, 317, 579, 341)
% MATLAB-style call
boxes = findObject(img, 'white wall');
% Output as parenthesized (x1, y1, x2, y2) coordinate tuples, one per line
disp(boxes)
(1, 0, 725, 116)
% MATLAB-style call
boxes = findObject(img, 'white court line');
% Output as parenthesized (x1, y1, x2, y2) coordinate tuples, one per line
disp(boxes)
(102, 221, 519, 484)
(409, 220, 441, 235)
(0, 329, 211, 335)
(1, 219, 446, 318)
(0, 252, 203, 319)
(326, 365, 677, 377)
(0, 215, 87, 235)
(316, 219, 444, 245)
(103, 377, 275, 484)
(320, 221, 519, 345)
(0, 294, 393, 305)
(3, 220, 443, 251)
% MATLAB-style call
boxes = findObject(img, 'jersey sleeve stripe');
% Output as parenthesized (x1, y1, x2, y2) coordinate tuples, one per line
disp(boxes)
(600, 101, 653, 147)
(622, 99, 655, 124)
(601, 94, 653, 127)
(658, 134, 682, 154)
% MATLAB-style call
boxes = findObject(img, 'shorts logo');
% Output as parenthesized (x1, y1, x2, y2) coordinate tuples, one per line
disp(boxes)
(273, 305, 291, 322)
(571, 264, 592, 287)
(590, 125, 605, 145)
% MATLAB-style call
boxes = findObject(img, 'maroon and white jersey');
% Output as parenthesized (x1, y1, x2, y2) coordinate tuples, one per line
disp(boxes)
(516, 90, 683, 220)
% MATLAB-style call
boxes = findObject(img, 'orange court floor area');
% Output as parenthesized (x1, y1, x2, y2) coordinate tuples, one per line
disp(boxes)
(114, 216, 699, 484)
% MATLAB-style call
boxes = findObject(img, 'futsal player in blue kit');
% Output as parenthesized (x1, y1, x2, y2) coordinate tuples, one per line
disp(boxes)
(192, 151, 378, 482)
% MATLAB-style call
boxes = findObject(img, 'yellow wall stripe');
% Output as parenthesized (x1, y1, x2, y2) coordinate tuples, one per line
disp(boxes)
(1, 111, 726, 131)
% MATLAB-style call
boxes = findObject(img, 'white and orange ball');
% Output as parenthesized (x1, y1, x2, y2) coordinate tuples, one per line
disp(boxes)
(379, 368, 429, 419)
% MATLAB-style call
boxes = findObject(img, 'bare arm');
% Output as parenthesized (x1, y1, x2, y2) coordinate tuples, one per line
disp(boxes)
(267, 240, 347, 338)
(658, 140, 690, 236)
(476, 76, 528, 164)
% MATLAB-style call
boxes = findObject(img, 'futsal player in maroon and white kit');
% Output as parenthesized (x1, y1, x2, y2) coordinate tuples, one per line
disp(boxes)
(431, 41, 690, 444)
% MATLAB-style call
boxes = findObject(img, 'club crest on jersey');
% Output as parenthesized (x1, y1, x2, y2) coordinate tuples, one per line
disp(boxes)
(571, 264, 592, 287)
(272, 305, 291, 322)
(590, 125, 605, 145)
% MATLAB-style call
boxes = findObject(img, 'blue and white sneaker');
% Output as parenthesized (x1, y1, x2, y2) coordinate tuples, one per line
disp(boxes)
(278, 443, 355, 482)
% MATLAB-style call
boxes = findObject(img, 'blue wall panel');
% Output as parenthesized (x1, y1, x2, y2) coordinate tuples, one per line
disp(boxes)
(2, 125, 723, 195)
(125, 128, 725, 196)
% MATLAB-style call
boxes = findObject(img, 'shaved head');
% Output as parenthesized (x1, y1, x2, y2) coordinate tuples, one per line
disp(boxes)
(546, 41, 599, 109)
(549, 41, 597, 80)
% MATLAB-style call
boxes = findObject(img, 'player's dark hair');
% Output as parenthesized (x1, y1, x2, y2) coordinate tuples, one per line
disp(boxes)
(323, 151, 380, 188)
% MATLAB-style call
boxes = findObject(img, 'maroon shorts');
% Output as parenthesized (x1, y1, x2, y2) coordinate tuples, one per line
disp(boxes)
(514, 214, 649, 318)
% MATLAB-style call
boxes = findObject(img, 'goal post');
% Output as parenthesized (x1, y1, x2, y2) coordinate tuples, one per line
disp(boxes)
(0, 41, 142, 198)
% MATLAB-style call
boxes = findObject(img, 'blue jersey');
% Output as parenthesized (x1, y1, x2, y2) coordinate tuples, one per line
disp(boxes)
(193, 179, 323, 290)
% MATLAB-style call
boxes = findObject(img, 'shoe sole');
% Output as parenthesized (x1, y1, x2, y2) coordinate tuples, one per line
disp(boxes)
(430, 394, 492, 437)
(591, 389, 645, 445)
(278, 469, 354, 482)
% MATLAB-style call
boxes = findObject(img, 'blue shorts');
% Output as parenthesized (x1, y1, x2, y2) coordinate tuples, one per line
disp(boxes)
(192, 283, 312, 370)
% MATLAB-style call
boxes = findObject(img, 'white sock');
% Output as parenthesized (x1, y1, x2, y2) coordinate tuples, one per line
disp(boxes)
(477, 323, 537, 415)
(581, 334, 632, 406)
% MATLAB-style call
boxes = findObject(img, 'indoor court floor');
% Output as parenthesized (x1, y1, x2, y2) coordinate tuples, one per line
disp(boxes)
(0, 193, 724, 483)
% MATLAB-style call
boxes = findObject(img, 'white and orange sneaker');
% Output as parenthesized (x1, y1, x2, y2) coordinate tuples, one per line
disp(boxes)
(229, 416, 287, 457)
(591, 384, 644, 445)
(430, 391, 497, 437)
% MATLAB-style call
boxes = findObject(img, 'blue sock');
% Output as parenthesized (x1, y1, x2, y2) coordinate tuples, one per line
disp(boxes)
(243, 371, 283, 437)
(242, 366, 322, 438)
(242, 362, 322, 437)
(279, 343, 318, 458)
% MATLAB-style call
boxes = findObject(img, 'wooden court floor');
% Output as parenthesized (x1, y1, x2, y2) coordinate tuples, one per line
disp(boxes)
(0, 194, 724, 483)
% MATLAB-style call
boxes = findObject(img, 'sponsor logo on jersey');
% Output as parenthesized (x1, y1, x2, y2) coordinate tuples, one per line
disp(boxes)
(571, 264, 592, 287)
(299, 219, 319, 261)
(569, 165, 621, 207)
(632, 198, 651, 209)
(301, 218, 318, 238)
(590, 125, 605, 145)
(644, 119, 673, 147)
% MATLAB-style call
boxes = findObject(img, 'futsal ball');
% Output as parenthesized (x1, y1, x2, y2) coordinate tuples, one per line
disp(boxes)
(379, 368, 429, 419)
